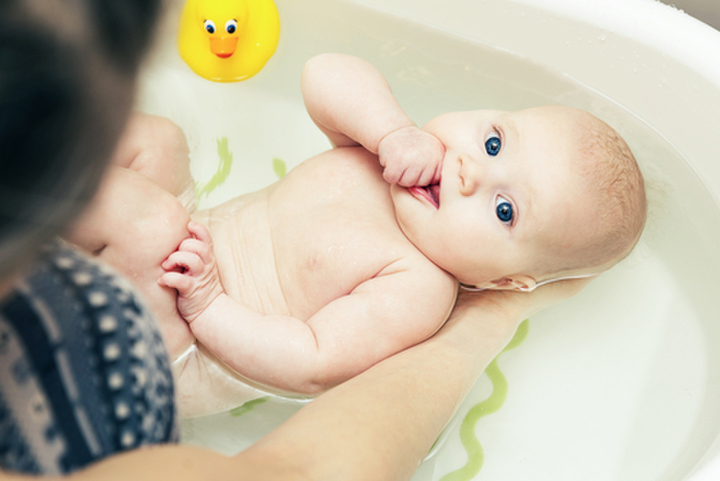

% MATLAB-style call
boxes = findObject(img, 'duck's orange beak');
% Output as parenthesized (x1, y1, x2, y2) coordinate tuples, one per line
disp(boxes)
(209, 37, 238, 59)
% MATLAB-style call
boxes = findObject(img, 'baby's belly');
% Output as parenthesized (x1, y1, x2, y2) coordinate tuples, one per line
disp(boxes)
(193, 192, 292, 317)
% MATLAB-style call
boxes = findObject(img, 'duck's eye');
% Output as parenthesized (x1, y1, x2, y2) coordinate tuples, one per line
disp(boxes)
(485, 132, 501, 157)
(496, 196, 514, 224)
(204, 19, 216, 34)
(225, 19, 238, 34)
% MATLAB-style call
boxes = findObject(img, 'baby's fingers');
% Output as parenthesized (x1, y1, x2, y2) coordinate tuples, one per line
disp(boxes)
(162, 250, 204, 276)
(177, 237, 214, 265)
(158, 271, 193, 294)
(382, 163, 405, 185)
(415, 163, 442, 187)
(393, 166, 424, 187)
(392, 163, 442, 188)
(187, 221, 212, 244)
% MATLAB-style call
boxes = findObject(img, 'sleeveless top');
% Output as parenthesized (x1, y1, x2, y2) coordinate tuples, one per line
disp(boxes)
(0, 241, 178, 475)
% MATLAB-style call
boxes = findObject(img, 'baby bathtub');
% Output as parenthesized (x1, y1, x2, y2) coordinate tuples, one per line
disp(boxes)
(136, 0, 720, 479)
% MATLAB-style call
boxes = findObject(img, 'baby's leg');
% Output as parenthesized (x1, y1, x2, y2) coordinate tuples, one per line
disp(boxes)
(111, 113, 195, 205)
(66, 113, 199, 356)
(65, 166, 195, 357)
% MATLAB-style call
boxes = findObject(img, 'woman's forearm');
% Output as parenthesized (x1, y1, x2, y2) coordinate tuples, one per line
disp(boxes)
(6, 285, 580, 481)
(244, 280, 589, 481)
(244, 293, 530, 481)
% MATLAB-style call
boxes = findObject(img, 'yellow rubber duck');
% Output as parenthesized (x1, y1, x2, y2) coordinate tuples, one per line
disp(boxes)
(178, 0, 280, 82)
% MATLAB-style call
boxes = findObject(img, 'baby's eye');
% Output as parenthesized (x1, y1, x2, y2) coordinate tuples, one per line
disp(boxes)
(485, 132, 502, 157)
(496, 196, 514, 224)
(204, 19, 216, 34)
(225, 19, 238, 34)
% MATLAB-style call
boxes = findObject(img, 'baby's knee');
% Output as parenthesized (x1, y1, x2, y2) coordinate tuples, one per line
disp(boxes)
(141, 185, 192, 247)
(89, 168, 191, 265)
(143, 115, 188, 154)
(113, 113, 193, 196)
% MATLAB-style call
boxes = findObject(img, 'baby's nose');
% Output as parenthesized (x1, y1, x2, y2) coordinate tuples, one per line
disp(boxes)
(458, 155, 481, 196)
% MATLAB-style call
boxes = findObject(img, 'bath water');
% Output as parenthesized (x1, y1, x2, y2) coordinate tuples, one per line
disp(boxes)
(439, 320, 530, 481)
(136, 0, 720, 479)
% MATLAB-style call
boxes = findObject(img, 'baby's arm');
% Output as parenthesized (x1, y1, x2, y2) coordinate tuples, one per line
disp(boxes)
(301, 53, 444, 186)
(160, 229, 457, 395)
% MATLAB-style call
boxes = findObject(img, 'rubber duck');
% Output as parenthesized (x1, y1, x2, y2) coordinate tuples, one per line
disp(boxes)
(178, 0, 280, 82)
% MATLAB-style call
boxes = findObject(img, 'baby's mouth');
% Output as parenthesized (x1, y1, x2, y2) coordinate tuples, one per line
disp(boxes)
(409, 182, 441, 209)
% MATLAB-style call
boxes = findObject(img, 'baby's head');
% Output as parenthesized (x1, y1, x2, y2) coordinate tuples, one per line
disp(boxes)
(391, 105, 646, 291)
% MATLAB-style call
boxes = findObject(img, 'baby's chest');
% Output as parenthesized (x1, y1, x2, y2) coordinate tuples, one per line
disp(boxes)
(279, 225, 410, 322)
(267, 149, 414, 318)
(277, 208, 408, 319)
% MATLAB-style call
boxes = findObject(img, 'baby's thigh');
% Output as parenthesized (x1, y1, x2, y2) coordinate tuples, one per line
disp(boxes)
(66, 167, 196, 357)
(69, 167, 190, 271)
(108, 173, 189, 270)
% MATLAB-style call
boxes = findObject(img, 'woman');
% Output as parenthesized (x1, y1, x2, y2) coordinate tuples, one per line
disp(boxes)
(0, 0, 586, 479)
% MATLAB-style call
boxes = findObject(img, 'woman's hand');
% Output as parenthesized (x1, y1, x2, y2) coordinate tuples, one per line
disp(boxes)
(453, 276, 592, 325)
(437, 277, 593, 363)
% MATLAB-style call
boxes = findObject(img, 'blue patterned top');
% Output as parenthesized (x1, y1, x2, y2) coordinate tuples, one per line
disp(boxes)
(0, 241, 178, 474)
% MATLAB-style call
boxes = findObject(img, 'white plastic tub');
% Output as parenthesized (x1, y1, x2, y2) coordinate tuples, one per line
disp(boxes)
(137, 0, 720, 479)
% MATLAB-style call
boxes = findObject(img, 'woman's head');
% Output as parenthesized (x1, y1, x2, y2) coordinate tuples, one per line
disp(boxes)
(0, 0, 161, 279)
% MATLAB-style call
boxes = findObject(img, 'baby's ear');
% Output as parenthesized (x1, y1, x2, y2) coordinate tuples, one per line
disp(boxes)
(477, 275, 538, 292)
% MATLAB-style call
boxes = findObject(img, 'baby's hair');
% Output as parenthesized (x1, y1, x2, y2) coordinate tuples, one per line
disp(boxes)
(557, 112, 647, 275)
(0, 0, 161, 278)
(540, 111, 647, 276)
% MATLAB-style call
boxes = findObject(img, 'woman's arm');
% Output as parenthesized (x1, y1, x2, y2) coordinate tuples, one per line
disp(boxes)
(3, 280, 587, 481)
(242, 285, 582, 481)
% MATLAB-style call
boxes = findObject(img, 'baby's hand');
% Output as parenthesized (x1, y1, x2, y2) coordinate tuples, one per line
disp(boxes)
(158, 221, 224, 323)
(377, 126, 445, 187)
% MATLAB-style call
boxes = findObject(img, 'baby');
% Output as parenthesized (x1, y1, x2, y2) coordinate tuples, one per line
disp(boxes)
(67, 54, 646, 417)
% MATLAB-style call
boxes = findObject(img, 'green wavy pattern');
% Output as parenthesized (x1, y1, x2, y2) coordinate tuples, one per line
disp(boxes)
(195, 137, 233, 201)
(229, 396, 270, 417)
(440, 319, 530, 481)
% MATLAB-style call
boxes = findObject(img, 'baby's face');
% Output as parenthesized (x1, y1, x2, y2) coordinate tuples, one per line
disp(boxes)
(390, 106, 597, 288)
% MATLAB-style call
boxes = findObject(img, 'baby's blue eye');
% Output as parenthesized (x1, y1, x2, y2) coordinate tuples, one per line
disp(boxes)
(204, 20, 216, 34)
(225, 19, 238, 34)
(496, 197, 513, 224)
(485, 133, 501, 156)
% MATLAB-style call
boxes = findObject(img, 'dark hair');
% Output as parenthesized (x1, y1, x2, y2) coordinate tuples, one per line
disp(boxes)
(0, 0, 162, 278)
(89, 0, 163, 74)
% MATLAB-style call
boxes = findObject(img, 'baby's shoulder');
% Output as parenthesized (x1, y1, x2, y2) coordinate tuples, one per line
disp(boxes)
(382, 249, 458, 298)
(366, 250, 457, 332)
(276, 147, 388, 210)
(300, 146, 381, 177)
